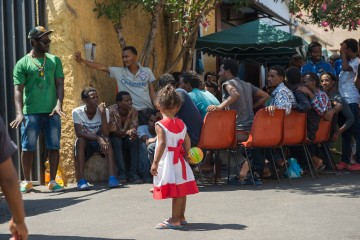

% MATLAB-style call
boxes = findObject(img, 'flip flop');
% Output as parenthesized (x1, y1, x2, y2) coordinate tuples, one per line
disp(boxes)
(181, 220, 188, 225)
(155, 221, 182, 229)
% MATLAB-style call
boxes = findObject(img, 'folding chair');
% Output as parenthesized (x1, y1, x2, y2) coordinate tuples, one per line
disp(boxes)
(240, 108, 287, 185)
(197, 110, 238, 184)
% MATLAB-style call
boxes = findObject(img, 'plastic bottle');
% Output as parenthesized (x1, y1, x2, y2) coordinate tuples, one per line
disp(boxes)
(44, 160, 50, 185)
(55, 170, 64, 187)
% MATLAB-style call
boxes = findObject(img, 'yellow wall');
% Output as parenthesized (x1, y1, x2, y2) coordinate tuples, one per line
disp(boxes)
(46, 0, 176, 182)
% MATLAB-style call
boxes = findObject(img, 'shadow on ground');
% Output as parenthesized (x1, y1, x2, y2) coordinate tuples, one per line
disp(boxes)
(180, 223, 247, 232)
(0, 189, 107, 224)
(198, 171, 360, 198)
(0, 235, 134, 240)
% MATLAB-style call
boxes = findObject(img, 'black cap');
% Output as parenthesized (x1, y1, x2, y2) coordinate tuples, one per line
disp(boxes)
(28, 26, 53, 39)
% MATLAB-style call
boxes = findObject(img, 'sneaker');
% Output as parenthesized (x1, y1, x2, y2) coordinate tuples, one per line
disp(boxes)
(108, 176, 120, 188)
(336, 161, 348, 170)
(77, 179, 90, 191)
(20, 181, 33, 193)
(48, 180, 65, 192)
(347, 163, 360, 171)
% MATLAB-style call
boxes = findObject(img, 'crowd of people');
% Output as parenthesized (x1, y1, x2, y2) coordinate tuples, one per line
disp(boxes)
(2, 25, 360, 235)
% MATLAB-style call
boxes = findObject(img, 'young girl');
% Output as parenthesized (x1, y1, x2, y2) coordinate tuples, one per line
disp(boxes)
(151, 84, 199, 229)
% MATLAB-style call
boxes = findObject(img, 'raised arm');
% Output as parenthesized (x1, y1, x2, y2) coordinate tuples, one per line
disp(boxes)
(74, 51, 109, 73)
(340, 43, 352, 71)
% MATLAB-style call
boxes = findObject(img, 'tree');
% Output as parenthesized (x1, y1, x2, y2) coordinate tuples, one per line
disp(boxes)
(94, 0, 164, 70)
(289, 0, 360, 31)
(94, 0, 228, 73)
(94, 0, 359, 74)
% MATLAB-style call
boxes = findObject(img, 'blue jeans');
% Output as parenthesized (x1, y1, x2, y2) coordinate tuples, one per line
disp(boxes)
(139, 142, 152, 179)
(110, 136, 140, 180)
(21, 114, 61, 151)
(341, 103, 360, 164)
(147, 141, 156, 164)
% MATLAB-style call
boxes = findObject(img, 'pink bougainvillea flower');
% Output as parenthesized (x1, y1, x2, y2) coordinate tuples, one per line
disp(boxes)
(321, 3, 327, 12)
(321, 21, 329, 27)
(296, 13, 303, 18)
(357, 19, 360, 25)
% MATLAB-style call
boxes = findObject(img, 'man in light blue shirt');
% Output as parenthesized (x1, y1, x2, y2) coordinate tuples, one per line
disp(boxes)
(301, 41, 333, 76)
(178, 71, 220, 119)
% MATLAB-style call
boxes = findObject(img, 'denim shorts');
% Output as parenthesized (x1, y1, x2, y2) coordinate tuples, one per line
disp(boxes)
(74, 138, 104, 160)
(21, 114, 61, 151)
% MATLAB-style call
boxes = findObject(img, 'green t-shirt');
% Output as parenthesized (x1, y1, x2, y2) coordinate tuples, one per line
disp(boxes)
(13, 53, 64, 114)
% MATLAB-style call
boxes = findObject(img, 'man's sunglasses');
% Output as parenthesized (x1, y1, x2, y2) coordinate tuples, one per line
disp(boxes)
(37, 39, 51, 45)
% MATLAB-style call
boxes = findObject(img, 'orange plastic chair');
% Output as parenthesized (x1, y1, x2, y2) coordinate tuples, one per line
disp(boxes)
(313, 119, 332, 144)
(240, 108, 287, 185)
(197, 110, 238, 184)
(283, 111, 316, 180)
(310, 117, 337, 175)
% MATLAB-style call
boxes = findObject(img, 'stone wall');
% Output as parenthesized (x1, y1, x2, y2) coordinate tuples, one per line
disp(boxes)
(46, 0, 179, 183)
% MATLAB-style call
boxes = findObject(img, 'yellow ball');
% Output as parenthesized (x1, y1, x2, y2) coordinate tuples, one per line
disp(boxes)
(188, 147, 204, 164)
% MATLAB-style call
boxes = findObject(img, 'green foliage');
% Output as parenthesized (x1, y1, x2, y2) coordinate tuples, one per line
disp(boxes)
(164, 0, 223, 37)
(290, 0, 360, 31)
(93, 0, 129, 26)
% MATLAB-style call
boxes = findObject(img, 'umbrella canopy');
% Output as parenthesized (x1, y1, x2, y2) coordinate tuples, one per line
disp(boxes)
(196, 19, 307, 62)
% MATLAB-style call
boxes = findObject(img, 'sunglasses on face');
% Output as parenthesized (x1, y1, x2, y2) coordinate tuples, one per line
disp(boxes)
(37, 39, 51, 45)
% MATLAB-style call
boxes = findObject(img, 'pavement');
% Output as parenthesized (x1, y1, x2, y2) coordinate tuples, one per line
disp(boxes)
(1, 170, 360, 240)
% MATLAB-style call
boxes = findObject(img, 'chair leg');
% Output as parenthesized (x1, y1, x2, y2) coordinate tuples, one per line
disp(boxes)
(323, 143, 339, 175)
(214, 150, 221, 184)
(280, 147, 292, 185)
(196, 162, 205, 188)
(244, 148, 256, 187)
(227, 149, 241, 182)
(269, 149, 280, 183)
(302, 144, 315, 180)
(304, 145, 319, 179)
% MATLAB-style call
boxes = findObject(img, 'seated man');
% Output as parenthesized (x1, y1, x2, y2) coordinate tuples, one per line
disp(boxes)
(137, 110, 161, 183)
(301, 72, 332, 171)
(179, 71, 220, 119)
(263, 65, 297, 177)
(108, 91, 141, 184)
(208, 59, 269, 184)
(266, 65, 297, 115)
(72, 87, 119, 190)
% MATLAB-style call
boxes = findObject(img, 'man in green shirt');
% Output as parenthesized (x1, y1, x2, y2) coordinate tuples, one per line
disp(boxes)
(10, 26, 65, 193)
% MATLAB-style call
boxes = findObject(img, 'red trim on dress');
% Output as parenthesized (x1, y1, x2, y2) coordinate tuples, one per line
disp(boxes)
(159, 118, 184, 134)
(153, 181, 199, 199)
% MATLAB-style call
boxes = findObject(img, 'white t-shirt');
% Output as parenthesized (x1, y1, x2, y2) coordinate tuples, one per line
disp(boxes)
(72, 105, 110, 135)
(339, 57, 360, 104)
(109, 64, 155, 111)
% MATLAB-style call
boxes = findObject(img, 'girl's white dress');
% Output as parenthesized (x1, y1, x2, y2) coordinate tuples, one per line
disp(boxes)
(153, 118, 199, 200)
